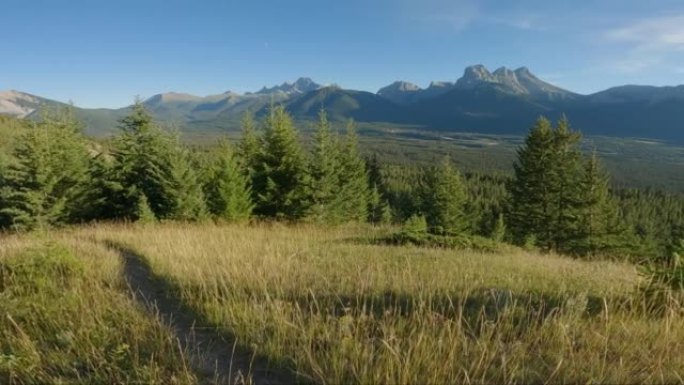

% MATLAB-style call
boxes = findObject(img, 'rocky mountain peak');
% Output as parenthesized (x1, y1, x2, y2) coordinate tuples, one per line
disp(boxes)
(454, 65, 575, 98)
(257, 77, 321, 95)
(377, 81, 423, 105)
(378, 81, 422, 95)
(457, 65, 493, 88)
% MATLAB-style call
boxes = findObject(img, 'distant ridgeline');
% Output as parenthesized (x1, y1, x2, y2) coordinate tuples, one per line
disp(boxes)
(2, 65, 684, 143)
(0, 107, 682, 263)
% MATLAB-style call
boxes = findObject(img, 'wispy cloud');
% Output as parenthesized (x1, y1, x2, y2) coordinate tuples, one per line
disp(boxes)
(605, 15, 684, 52)
(603, 14, 684, 74)
(612, 57, 662, 74)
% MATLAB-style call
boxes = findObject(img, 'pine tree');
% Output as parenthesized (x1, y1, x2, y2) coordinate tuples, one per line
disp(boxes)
(508, 117, 557, 248)
(574, 151, 620, 255)
(549, 116, 584, 251)
(237, 110, 261, 176)
(420, 156, 468, 235)
(76, 152, 131, 221)
(204, 139, 253, 221)
(108, 102, 174, 219)
(368, 184, 392, 224)
(509, 116, 605, 253)
(252, 105, 309, 219)
(160, 147, 208, 221)
(0, 108, 89, 230)
(107, 101, 206, 221)
(366, 154, 386, 195)
(307, 110, 343, 222)
(335, 120, 369, 222)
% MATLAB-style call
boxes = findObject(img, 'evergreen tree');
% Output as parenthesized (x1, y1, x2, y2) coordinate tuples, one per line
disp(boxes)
(366, 154, 386, 195)
(252, 105, 309, 219)
(574, 151, 620, 255)
(107, 101, 206, 221)
(237, 110, 261, 177)
(108, 102, 174, 219)
(307, 110, 343, 222)
(368, 184, 392, 224)
(549, 116, 584, 251)
(0, 108, 89, 230)
(76, 152, 131, 221)
(508, 117, 556, 247)
(419, 156, 468, 235)
(160, 147, 208, 221)
(335, 120, 369, 222)
(204, 139, 254, 221)
(400, 214, 428, 239)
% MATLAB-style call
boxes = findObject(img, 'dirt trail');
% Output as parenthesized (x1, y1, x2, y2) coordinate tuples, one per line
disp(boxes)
(111, 243, 299, 385)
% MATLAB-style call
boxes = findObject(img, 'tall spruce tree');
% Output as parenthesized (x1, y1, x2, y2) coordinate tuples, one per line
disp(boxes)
(76, 152, 130, 221)
(108, 102, 173, 219)
(0, 108, 89, 230)
(365, 154, 393, 223)
(574, 151, 620, 255)
(549, 116, 584, 251)
(252, 105, 309, 219)
(508, 117, 557, 248)
(159, 147, 208, 221)
(237, 111, 261, 176)
(307, 110, 343, 222)
(336, 120, 370, 222)
(107, 101, 206, 221)
(368, 184, 392, 224)
(204, 139, 253, 221)
(419, 156, 468, 235)
(509, 116, 595, 252)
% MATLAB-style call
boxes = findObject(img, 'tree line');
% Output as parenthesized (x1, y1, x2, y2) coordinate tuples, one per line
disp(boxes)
(0, 105, 682, 262)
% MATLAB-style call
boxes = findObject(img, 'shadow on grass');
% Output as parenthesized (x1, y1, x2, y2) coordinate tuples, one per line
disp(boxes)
(272, 288, 609, 339)
(104, 240, 303, 385)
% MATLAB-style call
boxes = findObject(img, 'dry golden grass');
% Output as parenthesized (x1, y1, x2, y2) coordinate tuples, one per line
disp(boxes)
(71, 222, 684, 384)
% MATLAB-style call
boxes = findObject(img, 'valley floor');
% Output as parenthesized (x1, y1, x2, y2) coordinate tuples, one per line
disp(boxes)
(2, 222, 683, 384)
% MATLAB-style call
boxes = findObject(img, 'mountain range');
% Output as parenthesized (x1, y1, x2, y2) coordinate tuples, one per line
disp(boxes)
(2, 65, 684, 142)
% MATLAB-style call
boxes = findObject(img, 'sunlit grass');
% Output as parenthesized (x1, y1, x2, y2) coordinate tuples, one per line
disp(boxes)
(74, 222, 684, 384)
(0, 232, 195, 384)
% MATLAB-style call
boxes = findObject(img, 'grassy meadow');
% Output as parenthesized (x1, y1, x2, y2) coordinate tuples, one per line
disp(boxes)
(3, 222, 684, 384)
(0, 231, 196, 384)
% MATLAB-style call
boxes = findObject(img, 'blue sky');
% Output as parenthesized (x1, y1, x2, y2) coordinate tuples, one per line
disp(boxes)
(2, 0, 684, 108)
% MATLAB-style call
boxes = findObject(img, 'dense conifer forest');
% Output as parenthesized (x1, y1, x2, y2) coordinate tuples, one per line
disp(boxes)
(1, 105, 682, 263)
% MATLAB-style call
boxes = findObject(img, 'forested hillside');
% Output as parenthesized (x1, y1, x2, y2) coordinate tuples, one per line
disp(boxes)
(0, 107, 682, 263)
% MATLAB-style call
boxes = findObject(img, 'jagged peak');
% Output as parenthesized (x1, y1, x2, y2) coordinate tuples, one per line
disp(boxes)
(378, 81, 422, 95)
(455, 65, 574, 97)
(493, 66, 514, 77)
(257, 77, 322, 95)
(515, 66, 532, 75)
(463, 64, 491, 78)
